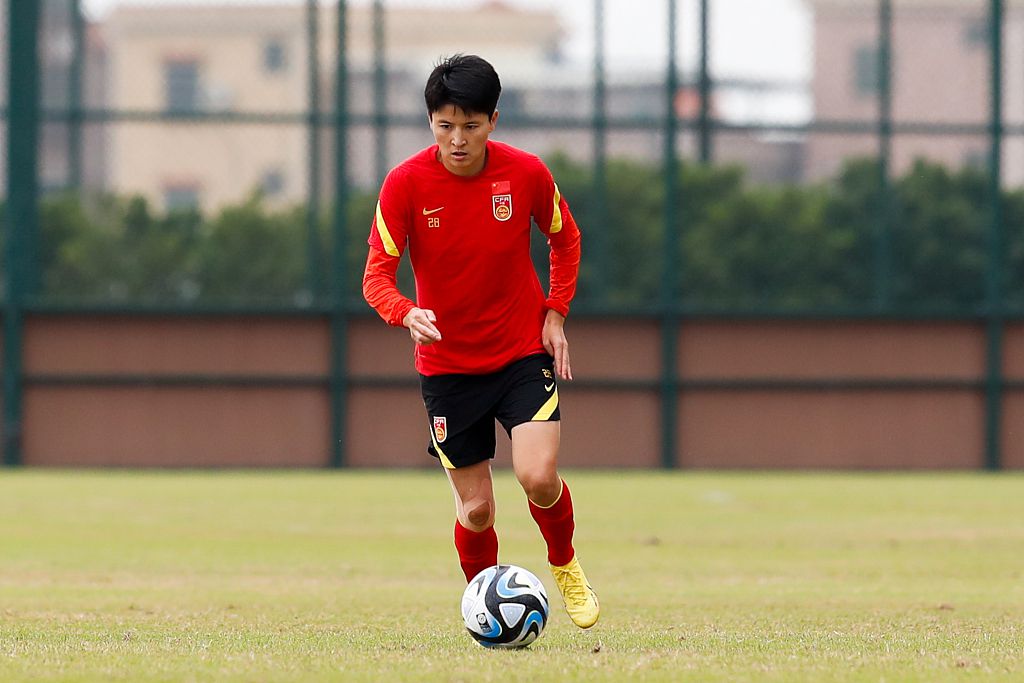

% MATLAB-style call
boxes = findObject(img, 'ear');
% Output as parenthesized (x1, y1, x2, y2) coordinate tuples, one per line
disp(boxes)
(489, 110, 499, 131)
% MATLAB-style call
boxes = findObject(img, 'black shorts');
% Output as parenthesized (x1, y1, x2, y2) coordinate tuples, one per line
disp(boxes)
(419, 353, 560, 469)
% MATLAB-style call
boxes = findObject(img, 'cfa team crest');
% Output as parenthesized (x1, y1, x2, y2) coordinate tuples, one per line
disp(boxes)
(434, 416, 448, 443)
(492, 194, 512, 222)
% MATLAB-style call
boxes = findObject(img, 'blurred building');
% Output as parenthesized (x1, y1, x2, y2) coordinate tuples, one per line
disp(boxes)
(500, 73, 805, 185)
(103, 1, 564, 210)
(806, 0, 1024, 185)
(101, 1, 809, 212)
(0, 0, 106, 195)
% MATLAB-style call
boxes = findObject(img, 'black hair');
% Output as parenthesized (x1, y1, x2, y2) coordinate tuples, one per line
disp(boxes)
(424, 54, 502, 117)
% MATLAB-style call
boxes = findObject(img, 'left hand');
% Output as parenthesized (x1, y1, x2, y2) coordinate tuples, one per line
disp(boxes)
(542, 310, 573, 381)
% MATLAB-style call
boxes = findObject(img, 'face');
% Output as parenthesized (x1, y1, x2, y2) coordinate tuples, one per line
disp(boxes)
(429, 104, 498, 177)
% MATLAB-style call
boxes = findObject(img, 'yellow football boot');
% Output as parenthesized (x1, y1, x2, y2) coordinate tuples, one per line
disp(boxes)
(549, 555, 600, 629)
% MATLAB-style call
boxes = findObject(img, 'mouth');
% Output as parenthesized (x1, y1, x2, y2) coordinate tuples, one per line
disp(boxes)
(450, 151, 468, 161)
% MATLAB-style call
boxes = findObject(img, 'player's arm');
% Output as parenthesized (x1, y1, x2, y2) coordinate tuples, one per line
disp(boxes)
(362, 171, 441, 345)
(543, 309, 571, 381)
(534, 170, 582, 381)
(361, 247, 415, 327)
(362, 251, 441, 344)
(544, 190, 582, 319)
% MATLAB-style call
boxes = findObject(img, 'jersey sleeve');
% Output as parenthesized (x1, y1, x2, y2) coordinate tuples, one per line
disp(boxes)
(532, 162, 582, 318)
(362, 246, 416, 327)
(363, 168, 416, 327)
(367, 167, 411, 257)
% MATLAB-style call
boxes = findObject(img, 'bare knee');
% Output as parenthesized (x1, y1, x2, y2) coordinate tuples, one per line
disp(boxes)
(517, 470, 561, 507)
(462, 498, 494, 531)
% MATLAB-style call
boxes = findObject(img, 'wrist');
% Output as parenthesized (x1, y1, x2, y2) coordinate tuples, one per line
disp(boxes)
(392, 301, 416, 327)
(545, 309, 566, 324)
(545, 298, 569, 318)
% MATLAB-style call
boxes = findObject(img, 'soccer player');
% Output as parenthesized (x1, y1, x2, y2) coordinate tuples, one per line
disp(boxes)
(362, 54, 599, 629)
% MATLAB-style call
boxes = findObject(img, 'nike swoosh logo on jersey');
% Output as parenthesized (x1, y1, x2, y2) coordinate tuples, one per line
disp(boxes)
(544, 383, 555, 392)
(422, 207, 445, 215)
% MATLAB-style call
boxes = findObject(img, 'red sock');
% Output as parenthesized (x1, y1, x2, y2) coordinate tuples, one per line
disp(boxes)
(454, 520, 498, 583)
(528, 478, 576, 567)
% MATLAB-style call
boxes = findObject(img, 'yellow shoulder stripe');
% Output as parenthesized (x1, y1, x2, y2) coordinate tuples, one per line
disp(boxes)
(532, 387, 559, 421)
(548, 183, 563, 234)
(375, 201, 400, 257)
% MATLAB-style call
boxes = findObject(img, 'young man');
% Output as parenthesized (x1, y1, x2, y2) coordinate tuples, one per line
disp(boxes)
(362, 54, 599, 629)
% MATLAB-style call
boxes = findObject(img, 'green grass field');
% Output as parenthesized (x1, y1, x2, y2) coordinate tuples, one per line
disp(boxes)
(1, 470, 1022, 682)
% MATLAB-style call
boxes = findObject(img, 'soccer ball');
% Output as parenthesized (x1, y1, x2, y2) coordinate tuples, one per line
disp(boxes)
(461, 564, 549, 648)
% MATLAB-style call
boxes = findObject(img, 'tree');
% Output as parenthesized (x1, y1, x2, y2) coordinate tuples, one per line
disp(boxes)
(195, 194, 308, 304)
(28, 156, 1022, 313)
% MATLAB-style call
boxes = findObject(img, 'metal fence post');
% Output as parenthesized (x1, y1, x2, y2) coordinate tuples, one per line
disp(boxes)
(329, 0, 350, 468)
(983, 0, 1004, 471)
(874, 0, 893, 309)
(590, 0, 608, 304)
(372, 0, 388, 187)
(68, 0, 85, 191)
(4, 0, 41, 466)
(697, 0, 712, 164)
(660, 0, 680, 470)
(306, 0, 323, 301)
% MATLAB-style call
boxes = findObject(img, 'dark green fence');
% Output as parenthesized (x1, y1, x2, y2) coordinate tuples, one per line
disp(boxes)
(3, 0, 1021, 468)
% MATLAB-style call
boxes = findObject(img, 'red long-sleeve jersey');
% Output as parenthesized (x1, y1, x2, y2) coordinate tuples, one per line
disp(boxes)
(362, 140, 582, 376)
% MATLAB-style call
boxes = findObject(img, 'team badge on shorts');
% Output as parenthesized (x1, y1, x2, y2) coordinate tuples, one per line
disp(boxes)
(433, 416, 448, 443)
(492, 194, 512, 221)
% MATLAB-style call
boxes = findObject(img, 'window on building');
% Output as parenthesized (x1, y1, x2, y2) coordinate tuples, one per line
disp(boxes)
(261, 169, 285, 197)
(853, 45, 879, 98)
(964, 17, 989, 48)
(164, 185, 200, 211)
(165, 59, 201, 113)
(264, 39, 287, 74)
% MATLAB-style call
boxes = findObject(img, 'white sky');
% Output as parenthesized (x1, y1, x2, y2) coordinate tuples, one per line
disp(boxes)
(83, 0, 813, 81)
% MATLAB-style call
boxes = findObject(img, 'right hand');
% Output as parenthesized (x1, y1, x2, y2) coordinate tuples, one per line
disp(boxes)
(403, 307, 442, 345)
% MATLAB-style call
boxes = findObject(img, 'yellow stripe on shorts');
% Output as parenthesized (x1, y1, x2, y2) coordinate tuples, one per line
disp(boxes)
(532, 387, 559, 421)
(431, 430, 456, 469)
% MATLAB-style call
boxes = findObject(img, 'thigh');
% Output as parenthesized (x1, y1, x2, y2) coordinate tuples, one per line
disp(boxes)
(446, 458, 497, 511)
(445, 459, 496, 528)
(494, 353, 560, 436)
(510, 421, 561, 483)
(421, 372, 499, 469)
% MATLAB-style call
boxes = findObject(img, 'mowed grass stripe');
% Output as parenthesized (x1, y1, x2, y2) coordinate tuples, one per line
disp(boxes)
(1, 470, 1022, 682)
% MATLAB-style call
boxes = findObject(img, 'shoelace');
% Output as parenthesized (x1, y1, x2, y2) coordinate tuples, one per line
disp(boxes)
(552, 566, 592, 605)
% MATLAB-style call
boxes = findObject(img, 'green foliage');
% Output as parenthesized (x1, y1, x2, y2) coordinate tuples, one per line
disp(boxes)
(549, 154, 1022, 311)
(1005, 187, 1024, 308)
(195, 195, 307, 304)
(27, 157, 1024, 311)
(890, 160, 988, 308)
(41, 193, 202, 301)
(549, 155, 871, 309)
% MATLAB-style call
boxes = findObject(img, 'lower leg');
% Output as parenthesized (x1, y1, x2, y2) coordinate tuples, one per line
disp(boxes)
(528, 477, 576, 566)
(446, 461, 498, 582)
(453, 520, 498, 582)
(511, 422, 575, 566)
(511, 422, 599, 628)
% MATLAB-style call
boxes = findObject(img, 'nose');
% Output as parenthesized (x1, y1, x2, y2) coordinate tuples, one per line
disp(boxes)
(451, 129, 466, 147)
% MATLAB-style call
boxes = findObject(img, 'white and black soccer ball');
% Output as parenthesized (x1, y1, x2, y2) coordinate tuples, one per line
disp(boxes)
(461, 564, 549, 648)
